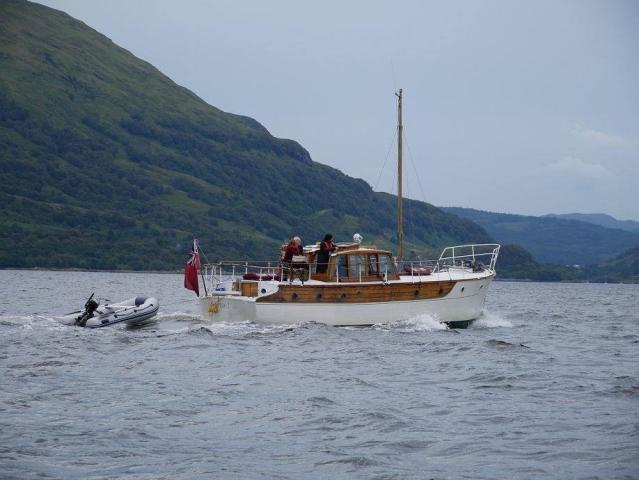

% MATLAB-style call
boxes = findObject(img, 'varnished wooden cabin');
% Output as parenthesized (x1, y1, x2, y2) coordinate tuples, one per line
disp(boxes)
(281, 242, 401, 283)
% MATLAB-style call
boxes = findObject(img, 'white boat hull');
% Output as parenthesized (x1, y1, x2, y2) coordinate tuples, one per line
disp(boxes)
(200, 276, 493, 327)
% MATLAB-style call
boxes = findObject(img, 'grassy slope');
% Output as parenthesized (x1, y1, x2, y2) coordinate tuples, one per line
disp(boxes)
(0, 0, 490, 270)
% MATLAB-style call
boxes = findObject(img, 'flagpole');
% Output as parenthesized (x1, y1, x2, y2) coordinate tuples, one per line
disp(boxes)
(196, 239, 208, 296)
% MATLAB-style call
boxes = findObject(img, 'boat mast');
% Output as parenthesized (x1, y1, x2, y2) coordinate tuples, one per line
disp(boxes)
(396, 88, 404, 259)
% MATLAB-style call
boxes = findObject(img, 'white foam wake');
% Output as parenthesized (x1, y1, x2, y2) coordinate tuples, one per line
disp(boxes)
(0, 314, 68, 332)
(472, 310, 512, 328)
(154, 311, 200, 322)
(386, 313, 448, 332)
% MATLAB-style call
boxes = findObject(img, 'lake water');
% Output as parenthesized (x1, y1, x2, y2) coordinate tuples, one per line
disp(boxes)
(0, 270, 637, 479)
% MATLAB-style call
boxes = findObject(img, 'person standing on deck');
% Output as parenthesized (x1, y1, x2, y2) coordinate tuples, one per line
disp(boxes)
(284, 236, 303, 262)
(316, 233, 336, 273)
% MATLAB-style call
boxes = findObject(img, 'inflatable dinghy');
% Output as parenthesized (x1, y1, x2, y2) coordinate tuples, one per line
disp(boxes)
(58, 293, 159, 328)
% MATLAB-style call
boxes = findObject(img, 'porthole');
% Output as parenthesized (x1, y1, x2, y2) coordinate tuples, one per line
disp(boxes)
(261, 288, 266, 294)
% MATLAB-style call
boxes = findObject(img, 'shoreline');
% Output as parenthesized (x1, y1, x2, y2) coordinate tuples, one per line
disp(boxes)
(1, 268, 637, 285)
(0, 267, 182, 275)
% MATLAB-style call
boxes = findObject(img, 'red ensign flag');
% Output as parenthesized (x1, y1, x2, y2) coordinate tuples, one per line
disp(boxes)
(184, 239, 200, 296)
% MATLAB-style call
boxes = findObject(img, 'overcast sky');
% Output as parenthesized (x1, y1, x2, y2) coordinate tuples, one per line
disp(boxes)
(38, 0, 639, 220)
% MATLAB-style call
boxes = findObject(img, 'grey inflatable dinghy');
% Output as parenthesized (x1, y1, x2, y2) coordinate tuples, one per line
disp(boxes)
(58, 293, 159, 328)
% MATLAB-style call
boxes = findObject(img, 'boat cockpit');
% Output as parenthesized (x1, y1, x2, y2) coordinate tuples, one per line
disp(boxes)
(284, 243, 400, 283)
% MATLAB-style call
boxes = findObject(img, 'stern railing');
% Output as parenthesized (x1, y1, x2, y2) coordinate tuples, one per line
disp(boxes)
(202, 259, 316, 291)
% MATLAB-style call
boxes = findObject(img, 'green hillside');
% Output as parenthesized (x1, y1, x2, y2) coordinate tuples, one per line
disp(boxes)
(444, 207, 639, 266)
(545, 213, 639, 235)
(584, 246, 639, 283)
(0, 0, 491, 270)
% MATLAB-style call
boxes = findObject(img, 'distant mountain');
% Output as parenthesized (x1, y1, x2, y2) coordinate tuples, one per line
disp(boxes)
(0, 0, 491, 270)
(443, 207, 639, 266)
(494, 243, 639, 283)
(545, 213, 639, 234)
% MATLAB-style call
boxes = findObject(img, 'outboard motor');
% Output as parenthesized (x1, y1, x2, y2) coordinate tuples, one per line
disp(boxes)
(76, 292, 99, 327)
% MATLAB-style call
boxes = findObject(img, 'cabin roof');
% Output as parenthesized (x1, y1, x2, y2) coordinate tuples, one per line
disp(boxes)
(333, 247, 392, 256)
(302, 242, 392, 256)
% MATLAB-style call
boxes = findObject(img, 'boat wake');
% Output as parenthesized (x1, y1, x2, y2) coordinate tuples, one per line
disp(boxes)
(382, 313, 449, 332)
(2, 310, 511, 337)
(154, 311, 199, 322)
(471, 310, 512, 329)
(0, 314, 66, 331)
(0, 311, 304, 338)
(149, 312, 304, 337)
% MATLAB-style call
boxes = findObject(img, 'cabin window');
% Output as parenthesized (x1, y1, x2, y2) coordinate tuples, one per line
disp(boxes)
(368, 254, 379, 275)
(379, 254, 393, 276)
(351, 255, 366, 278)
(337, 255, 349, 278)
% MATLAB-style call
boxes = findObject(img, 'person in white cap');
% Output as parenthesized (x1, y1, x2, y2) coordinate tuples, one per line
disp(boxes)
(284, 236, 303, 262)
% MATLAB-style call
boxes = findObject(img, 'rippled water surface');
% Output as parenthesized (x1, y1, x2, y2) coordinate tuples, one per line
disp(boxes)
(1, 270, 638, 479)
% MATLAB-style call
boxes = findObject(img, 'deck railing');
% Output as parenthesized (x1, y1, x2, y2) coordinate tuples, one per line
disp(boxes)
(434, 243, 500, 273)
(200, 243, 500, 291)
(203, 261, 282, 276)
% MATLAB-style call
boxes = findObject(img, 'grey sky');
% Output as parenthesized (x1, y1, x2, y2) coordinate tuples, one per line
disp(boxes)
(37, 0, 639, 220)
